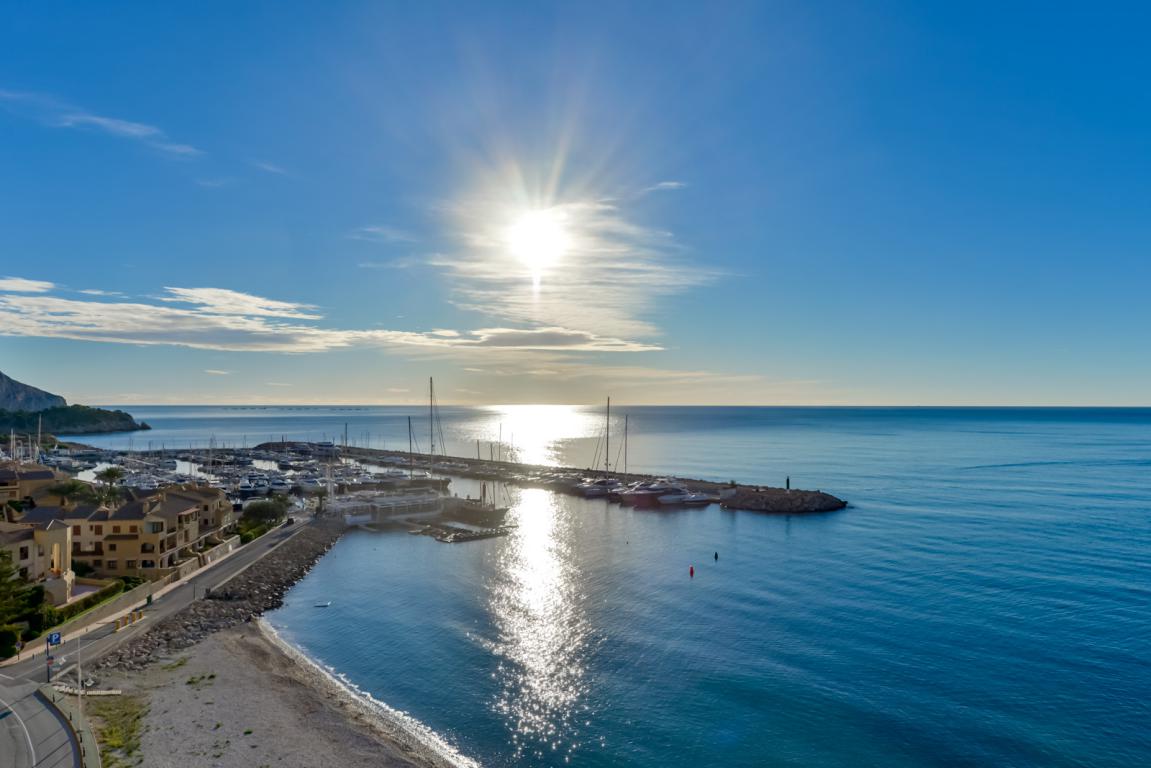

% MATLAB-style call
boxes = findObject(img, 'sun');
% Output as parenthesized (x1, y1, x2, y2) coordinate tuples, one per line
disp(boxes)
(504, 208, 570, 287)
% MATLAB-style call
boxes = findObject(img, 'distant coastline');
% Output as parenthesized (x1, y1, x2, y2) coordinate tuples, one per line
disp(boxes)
(0, 403, 150, 436)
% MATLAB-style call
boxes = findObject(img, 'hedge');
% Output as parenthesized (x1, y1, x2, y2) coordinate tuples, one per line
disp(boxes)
(42, 579, 125, 626)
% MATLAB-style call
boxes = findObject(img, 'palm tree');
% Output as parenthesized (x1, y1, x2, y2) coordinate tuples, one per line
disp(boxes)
(94, 466, 125, 487)
(85, 466, 126, 508)
(45, 479, 90, 508)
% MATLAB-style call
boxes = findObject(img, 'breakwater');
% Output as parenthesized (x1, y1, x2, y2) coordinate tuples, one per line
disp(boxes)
(331, 445, 848, 513)
(97, 521, 345, 671)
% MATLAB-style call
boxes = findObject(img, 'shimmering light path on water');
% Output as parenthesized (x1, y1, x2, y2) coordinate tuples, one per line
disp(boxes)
(262, 408, 1150, 767)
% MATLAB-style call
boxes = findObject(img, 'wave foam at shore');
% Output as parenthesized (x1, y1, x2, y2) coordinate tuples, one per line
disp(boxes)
(258, 618, 481, 768)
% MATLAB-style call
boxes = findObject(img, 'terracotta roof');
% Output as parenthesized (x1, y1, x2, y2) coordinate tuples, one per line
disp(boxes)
(108, 500, 153, 520)
(0, 527, 34, 545)
(18, 506, 68, 525)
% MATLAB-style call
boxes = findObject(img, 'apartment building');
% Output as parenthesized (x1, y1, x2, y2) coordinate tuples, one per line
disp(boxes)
(0, 517, 74, 604)
(16, 484, 233, 581)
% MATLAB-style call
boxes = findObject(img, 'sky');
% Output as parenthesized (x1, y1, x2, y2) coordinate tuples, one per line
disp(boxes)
(1, 1, 1149, 406)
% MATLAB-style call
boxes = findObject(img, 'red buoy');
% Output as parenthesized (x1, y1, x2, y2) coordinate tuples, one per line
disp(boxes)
(690, 566, 694, 578)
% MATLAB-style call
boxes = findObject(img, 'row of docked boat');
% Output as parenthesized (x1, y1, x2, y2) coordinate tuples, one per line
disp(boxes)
(575, 476, 719, 507)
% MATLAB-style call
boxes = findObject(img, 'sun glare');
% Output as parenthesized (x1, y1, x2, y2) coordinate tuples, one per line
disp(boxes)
(504, 208, 570, 287)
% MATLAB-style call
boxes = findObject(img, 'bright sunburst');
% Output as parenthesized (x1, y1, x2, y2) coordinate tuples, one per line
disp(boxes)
(504, 208, 570, 289)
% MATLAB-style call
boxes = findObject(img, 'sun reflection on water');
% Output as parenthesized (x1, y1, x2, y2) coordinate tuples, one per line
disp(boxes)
(487, 488, 594, 761)
(478, 404, 601, 467)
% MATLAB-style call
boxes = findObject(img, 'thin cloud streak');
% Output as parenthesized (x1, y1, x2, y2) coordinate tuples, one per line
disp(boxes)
(0, 286, 656, 353)
(442, 196, 717, 339)
(0, 276, 54, 293)
(0, 88, 203, 157)
(642, 180, 688, 193)
(348, 225, 419, 244)
(250, 160, 289, 175)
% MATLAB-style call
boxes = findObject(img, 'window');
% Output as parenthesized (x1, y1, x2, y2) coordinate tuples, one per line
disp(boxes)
(93, 559, 102, 567)
(109, 543, 117, 552)
(148, 522, 163, 534)
(112, 525, 121, 534)
(107, 560, 118, 570)
(72, 525, 80, 535)
(94, 525, 103, 535)
(19, 546, 29, 560)
(126, 560, 137, 569)
(19, 567, 28, 580)
(130, 525, 138, 533)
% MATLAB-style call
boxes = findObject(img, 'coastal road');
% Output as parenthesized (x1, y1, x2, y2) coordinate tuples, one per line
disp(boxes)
(0, 680, 77, 768)
(0, 518, 310, 768)
(3, 519, 307, 684)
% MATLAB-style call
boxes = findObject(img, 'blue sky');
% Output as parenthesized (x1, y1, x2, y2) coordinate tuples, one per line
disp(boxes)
(1, 1, 1148, 405)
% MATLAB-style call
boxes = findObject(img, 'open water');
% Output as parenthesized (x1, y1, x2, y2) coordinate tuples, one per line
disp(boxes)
(73, 406, 1151, 766)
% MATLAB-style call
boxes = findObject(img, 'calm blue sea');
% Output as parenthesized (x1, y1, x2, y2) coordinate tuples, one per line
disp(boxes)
(81, 407, 1151, 765)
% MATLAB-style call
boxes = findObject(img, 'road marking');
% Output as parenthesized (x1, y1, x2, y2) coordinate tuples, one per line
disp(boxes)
(0, 692, 37, 766)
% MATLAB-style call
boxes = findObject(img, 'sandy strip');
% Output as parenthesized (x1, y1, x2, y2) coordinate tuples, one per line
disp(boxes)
(94, 622, 479, 768)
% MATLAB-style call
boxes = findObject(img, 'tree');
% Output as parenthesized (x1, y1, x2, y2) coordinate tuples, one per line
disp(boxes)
(241, 502, 286, 525)
(94, 466, 125, 487)
(0, 550, 21, 626)
(44, 479, 90, 508)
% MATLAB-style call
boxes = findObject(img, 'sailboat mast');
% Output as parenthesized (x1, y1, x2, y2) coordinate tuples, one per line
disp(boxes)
(605, 396, 611, 475)
(429, 377, 435, 460)
(624, 414, 628, 479)
(408, 416, 414, 480)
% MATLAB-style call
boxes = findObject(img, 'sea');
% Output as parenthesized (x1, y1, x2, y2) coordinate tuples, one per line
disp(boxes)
(67, 406, 1151, 766)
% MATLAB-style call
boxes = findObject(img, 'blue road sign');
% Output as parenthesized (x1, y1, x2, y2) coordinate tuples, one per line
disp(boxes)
(47, 632, 62, 646)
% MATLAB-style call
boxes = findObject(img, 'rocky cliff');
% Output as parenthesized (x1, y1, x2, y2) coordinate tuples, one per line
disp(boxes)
(0, 370, 67, 411)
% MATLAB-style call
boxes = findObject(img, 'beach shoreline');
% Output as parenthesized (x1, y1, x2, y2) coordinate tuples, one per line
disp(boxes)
(81, 519, 477, 767)
(90, 621, 471, 768)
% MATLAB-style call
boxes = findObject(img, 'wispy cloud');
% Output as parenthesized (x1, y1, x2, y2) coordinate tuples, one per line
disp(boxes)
(642, 180, 688, 193)
(250, 160, 289, 175)
(348, 225, 419, 244)
(0, 277, 54, 293)
(204, 369, 231, 375)
(159, 287, 322, 320)
(265, 382, 292, 387)
(0, 285, 652, 353)
(357, 256, 425, 270)
(77, 289, 123, 296)
(443, 196, 715, 340)
(0, 88, 203, 158)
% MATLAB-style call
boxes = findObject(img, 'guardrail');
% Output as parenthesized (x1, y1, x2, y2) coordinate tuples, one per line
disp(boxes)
(37, 684, 102, 768)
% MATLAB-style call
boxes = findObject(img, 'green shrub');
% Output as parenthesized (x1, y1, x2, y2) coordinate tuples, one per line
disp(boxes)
(43, 579, 125, 626)
(0, 625, 20, 659)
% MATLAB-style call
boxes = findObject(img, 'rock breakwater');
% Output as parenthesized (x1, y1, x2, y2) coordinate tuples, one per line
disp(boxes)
(98, 522, 344, 671)
(720, 487, 847, 513)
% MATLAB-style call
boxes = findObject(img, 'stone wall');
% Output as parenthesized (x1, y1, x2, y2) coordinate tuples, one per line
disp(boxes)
(98, 522, 345, 671)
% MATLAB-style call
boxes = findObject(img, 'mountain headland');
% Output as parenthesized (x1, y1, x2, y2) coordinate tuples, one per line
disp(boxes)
(0, 370, 149, 435)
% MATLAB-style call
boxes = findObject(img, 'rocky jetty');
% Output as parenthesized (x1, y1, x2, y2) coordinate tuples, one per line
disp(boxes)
(98, 522, 344, 671)
(720, 487, 847, 514)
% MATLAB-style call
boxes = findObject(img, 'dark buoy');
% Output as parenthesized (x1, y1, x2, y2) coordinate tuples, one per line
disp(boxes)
(690, 565, 694, 578)
(714, 551, 718, 561)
